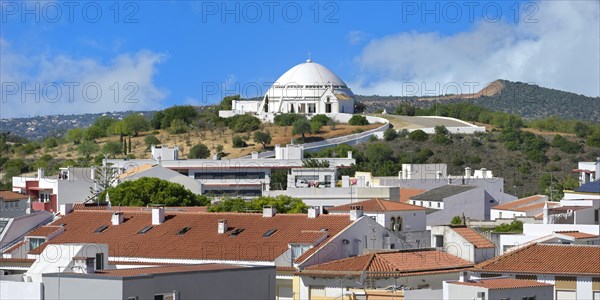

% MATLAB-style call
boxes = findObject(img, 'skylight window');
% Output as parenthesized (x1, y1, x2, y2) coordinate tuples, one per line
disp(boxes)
(177, 227, 191, 235)
(138, 226, 153, 234)
(263, 229, 277, 238)
(229, 228, 244, 237)
(94, 225, 109, 233)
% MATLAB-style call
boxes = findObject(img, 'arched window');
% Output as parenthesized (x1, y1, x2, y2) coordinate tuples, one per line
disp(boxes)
(390, 217, 396, 231)
(394, 216, 403, 231)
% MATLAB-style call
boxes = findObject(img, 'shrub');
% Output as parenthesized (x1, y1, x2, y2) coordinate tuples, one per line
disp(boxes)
(408, 130, 428, 141)
(274, 113, 306, 126)
(253, 131, 271, 149)
(189, 143, 210, 159)
(383, 128, 398, 141)
(310, 114, 331, 126)
(144, 135, 161, 149)
(348, 115, 369, 126)
(228, 114, 261, 132)
(232, 135, 247, 148)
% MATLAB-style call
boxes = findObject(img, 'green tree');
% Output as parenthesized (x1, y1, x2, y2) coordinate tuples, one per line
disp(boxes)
(209, 195, 307, 213)
(574, 122, 591, 138)
(274, 113, 306, 126)
(253, 131, 272, 150)
(77, 140, 99, 158)
(103, 141, 123, 158)
(44, 137, 59, 149)
(408, 130, 428, 141)
(232, 135, 247, 148)
(66, 128, 84, 144)
(227, 114, 261, 133)
(158, 105, 198, 129)
(450, 215, 463, 225)
(168, 118, 189, 134)
(219, 95, 240, 111)
(123, 114, 150, 136)
(383, 128, 398, 141)
(101, 177, 209, 206)
(365, 143, 394, 164)
(302, 158, 330, 168)
(348, 115, 369, 126)
(189, 143, 211, 159)
(586, 131, 600, 148)
(292, 118, 312, 141)
(310, 121, 323, 134)
(92, 116, 118, 136)
(144, 135, 161, 149)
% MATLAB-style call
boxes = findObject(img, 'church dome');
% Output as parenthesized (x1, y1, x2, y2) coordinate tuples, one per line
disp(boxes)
(272, 59, 348, 87)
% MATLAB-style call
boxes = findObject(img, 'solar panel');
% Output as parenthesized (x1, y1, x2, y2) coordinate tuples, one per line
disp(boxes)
(262, 228, 277, 238)
(94, 225, 108, 233)
(137, 226, 153, 234)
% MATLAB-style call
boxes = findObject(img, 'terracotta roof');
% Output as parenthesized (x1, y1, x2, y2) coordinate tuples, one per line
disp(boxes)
(27, 210, 352, 263)
(26, 226, 63, 238)
(0, 258, 35, 265)
(300, 249, 473, 278)
(509, 201, 559, 213)
(276, 266, 297, 272)
(555, 231, 599, 239)
(449, 278, 553, 290)
(400, 189, 426, 203)
(0, 191, 28, 201)
(73, 204, 208, 213)
(492, 195, 546, 211)
(328, 198, 425, 212)
(451, 227, 495, 248)
(90, 264, 247, 277)
(473, 244, 600, 276)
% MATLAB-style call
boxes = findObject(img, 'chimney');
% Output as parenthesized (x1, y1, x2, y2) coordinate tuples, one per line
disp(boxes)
(73, 257, 95, 274)
(218, 219, 228, 234)
(465, 167, 471, 178)
(90, 167, 96, 180)
(152, 206, 165, 225)
(308, 206, 320, 218)
(37, 168, 44, 180)
(112, 212, 123, 225)
(252, 152, 259, 159)
(350, 205, 364, 221)
(263, 205, 276, 217)
(347, 151, 353, 159)
(543, 202, 549, 224)
(59, 204, 73, 215)
(459, 271, 470, 282)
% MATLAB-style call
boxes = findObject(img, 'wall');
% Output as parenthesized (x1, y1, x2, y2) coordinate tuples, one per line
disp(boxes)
(0, 281, 43, 300)
(425, 188, 487, 226)
(444, 282, 554, 300)
(43, 276, 123, 300)
(491, 209, 526, 220)
(265, 187, 399, 210)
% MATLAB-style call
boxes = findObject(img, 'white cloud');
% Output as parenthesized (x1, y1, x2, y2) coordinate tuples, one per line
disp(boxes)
(349, 1, 600, 97)
(346, 30, 368, 46)
(0, 40, 168, 118)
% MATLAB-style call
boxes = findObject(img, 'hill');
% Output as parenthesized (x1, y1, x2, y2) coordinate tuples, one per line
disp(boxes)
(359, 80, 600, 122)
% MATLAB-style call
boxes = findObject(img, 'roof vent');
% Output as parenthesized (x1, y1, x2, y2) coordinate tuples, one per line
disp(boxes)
(152, 205, 165, 225)
(218, 219, 228, 234)
(111, 212, 123, 225)
(308, 206, 320, 218)
(263, 205, 276, 218)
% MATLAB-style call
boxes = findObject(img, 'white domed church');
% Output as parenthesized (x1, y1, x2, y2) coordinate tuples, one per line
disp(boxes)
(222, 59, 355, 117)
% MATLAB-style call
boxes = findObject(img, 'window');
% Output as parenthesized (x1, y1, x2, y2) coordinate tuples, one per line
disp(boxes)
(138, 226, 154, 234)
(28, 238, 45, 250)
(437, 202, 441, 208)
(434, 235, 444, 248)
(154, 294, 174, 300)
(263, 229, 277, 238)
(127, 297, 138, 300)
(291, 245, 310, 260)
(595, 209, 599, 224)
(95, 253, 104, 270)
(177, 227, 191, 235)
(94, 225, 108, 233)
(521, 297, 535, 300)
(0, 221, 8, 234)
(230, 228, 244, 237)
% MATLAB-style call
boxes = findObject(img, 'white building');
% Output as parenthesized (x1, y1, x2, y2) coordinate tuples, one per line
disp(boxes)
(444, 276, 554, 300)
(491, 195, 552, 220)
(220, 59, 355, 117)
(430, 225, 496, 264)
(572, 158, 600, 185)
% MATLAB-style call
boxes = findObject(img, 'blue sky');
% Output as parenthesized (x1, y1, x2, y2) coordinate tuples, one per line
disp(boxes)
(1, 1, 598, 118)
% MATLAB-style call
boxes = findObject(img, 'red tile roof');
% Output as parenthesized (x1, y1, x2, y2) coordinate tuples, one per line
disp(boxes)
(509, 201, 559, 213)
(91, 264, 247, 277)
(300, 249, 473, 278)
(27, 210, 352, 263)
(0, 191, 28, 201)
(473, 244, 600, 276)
(73, 204, 208, 213)
(451, 227, 495, 248)
(26, 226, 63, 238)
(493, 195, 546, 211)
(554, 231, 599, 239)
(3, 241, 26, 254)
(450, 278, 553, 290)
(328, 198, 425, 212)
(400, 189, 427, 203)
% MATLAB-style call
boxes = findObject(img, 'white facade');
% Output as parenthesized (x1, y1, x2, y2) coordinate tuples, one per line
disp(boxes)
(222, 59, 355, 116)
(498, 223, 600, 254)
(150, 145, 178, 161)
(430, 226, 495, 264)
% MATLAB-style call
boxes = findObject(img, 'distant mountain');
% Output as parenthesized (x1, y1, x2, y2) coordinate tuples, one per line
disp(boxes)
(0, 111, 155, 141)
(359, 80, 600, 122)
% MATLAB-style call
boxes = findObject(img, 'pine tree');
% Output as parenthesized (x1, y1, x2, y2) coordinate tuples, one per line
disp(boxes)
(123, 139, 127, 155)
(128, 136, 132, 153)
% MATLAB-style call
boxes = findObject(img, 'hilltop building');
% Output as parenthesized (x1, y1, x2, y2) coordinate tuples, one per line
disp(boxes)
(219, 59, 355, 117)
